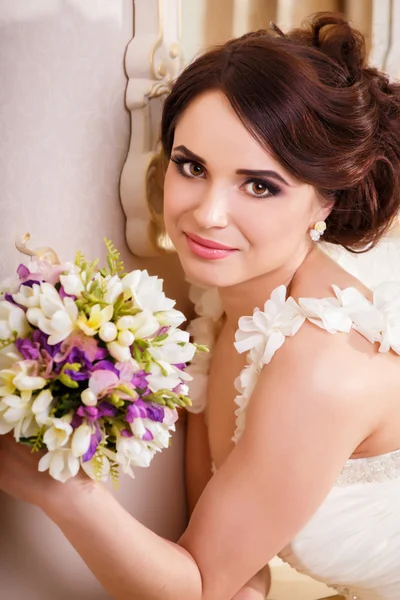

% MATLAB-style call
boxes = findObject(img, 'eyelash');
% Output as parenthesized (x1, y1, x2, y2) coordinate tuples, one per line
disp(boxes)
(170, 155, 281, 199)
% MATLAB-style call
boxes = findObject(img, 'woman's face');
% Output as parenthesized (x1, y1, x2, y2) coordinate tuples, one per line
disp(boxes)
(163, 91, 330, 288)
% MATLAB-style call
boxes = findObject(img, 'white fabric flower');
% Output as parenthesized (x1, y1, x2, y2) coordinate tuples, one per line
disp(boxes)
(43, 417, 73, 451)
(298, 295, 351, 334)
(0, 300, 31, 340)
(235, 286, 305, 366)
(332, 285, 383, 344)
(373, 282, 400, 354)
(26, 283, 78, 345)
(122, 270, 175, 312)
(38, 448, 80, 483)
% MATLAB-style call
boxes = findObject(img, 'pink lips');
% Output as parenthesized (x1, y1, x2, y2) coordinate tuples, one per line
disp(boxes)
(185, 233, 237, 260)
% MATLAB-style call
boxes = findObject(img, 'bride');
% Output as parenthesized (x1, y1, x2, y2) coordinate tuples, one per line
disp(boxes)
(1, 12, 400, 600)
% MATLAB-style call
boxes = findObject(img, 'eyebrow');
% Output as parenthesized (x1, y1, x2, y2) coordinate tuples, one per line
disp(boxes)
(172, 145, 290, 186)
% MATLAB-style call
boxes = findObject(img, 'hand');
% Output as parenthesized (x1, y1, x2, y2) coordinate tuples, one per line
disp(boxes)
(231, 565, 271, 600)
(0, 434, 87, 509)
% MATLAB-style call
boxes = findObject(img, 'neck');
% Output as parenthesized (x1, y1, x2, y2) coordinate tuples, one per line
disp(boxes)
(219, 245, 318, 330)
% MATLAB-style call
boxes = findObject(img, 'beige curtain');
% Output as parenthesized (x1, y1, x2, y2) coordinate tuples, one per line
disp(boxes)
(204, 0, 373, 54)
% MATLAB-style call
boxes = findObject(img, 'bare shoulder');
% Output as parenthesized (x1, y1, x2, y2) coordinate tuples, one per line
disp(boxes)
(291, 247, 372, 301)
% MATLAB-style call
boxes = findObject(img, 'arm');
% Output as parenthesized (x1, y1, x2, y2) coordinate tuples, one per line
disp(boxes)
(185, 412, 213, 515)
(0, 322, 377, 600)
(186, 413, 270, 599)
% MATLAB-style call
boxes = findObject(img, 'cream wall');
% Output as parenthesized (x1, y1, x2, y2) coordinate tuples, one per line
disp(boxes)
(0, 2, 186, 598)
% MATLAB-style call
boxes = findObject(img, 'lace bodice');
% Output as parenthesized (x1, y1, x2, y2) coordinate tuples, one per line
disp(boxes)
(186, 279, 400, 600)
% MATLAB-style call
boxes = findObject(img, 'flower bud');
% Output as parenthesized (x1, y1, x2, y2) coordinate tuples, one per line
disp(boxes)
(116, 315, 135, 330)
(99, 322, 118, 342)
(81, 388, 98, 407)
(118, 330, 134, 347)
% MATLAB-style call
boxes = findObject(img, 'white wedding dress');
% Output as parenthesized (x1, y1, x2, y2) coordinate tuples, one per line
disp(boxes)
(186, 239, 400, 600)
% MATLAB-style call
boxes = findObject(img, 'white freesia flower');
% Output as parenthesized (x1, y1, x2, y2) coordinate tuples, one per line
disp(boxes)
(116, 436, 156, 477)
(71, 424, 92, 458)
(26, 283, 78, 345)
(81, 450, 111, 482)
(116, 309, 159, 338)
(38, 448, 80, 483)
(43, 417, 73, 451)
(12, 283, 41, 308)
(0, 360, 46, 397)
(81, 388, 98, 407)
(0, 345, 22, 370)
(60, 266, 84, 297)
(107, 341, 133, 363)
(31, 389, 54, 426)
(147, 361, 191, 393)
(156, 309, 186, 328)
(103, 275, 124, 305)
(77, 304, 114, 336)
(149, 329, 196, 365)
(122, 270, 175, 313)
(143, 419, 172, 449)
(0, 300, 31, 340)
(131, 417, 147, 439)
(12, 360, 47, 392)
(0, 391, 34, 437)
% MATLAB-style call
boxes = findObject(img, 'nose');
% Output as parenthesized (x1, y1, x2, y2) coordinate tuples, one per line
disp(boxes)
(192, 186, 229, 229)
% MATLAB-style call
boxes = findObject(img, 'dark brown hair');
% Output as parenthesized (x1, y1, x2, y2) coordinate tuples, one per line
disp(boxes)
(161, 13, 400, 251)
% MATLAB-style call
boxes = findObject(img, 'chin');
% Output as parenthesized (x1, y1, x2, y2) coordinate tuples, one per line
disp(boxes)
(178, 255, 240, 288)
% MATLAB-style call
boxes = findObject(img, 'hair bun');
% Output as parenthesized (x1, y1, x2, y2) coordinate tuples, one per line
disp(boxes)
(291, 12, 367, 80)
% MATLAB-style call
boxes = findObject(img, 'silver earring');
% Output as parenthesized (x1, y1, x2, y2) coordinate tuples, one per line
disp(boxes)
(309, 221, 326, 242)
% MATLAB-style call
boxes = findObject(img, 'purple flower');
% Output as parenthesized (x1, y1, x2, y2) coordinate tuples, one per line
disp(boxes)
(5, 293, 18, 305)
(32, 330, 61, 358)
(121, 428, 133, 438)
(82, 428, 102, 463)
(173, 363, 187, 371)
(126, 399, 164, 423)
(145, 403, 165, 422)
(16, 337, 40, 361)
(92, 360, 119, 375)
(155, 326, 169, 337)
(71, 413, 83, 429)
(64, 368, 88, 381)
(17, 264, 30, 279)
(59, 286, 76, 300)
(97, 402, 118, 418)
(142, 429, 154, 441)
(77, 406, 99, 421)
(126, 399, 147, 421)
(131, 370, 149, 390)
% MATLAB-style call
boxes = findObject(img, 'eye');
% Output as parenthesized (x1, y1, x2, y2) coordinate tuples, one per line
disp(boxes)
(170, 156, 206, 179)
(241, 180, 281, 199)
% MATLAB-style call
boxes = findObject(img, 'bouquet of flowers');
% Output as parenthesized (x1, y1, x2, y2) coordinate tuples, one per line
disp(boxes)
(0, 237, 203, 483)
